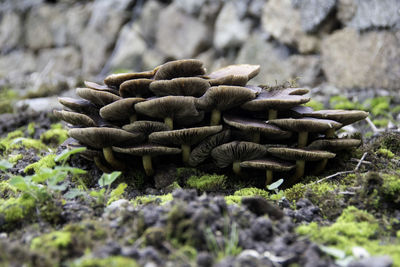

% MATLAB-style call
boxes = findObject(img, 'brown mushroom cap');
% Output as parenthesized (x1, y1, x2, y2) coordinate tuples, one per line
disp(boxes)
(196, 85, 257, 111)
(84, 81, 119, 95)
(208, 64, 260, 81)
(267, 147, 336, 161)
(119, 78, 153, 98)
(149, 77, 210, 97)
(268, 117, 342, 133)
(68, 127, 144, 149)
(241, 88, 310, 111)
(188, 129, 231, 167)
(58, 97, 98, 115)
(104, 70, 156, 89)
(76, 88, 122, 107)
(208, 74, 248, 87)
(113, 144, 181, 156)
(99, 98, 145, 122)
(240, 158, 295, 171)
(149, 125, 223, 146)
(299, 109, 369, 126)
(154, 59, 206, 80)
(134, 96, 200, 123)
(306, 138, 362, 151)
(54, 110, 97, 127)
(122, 121, 170, 136)
(211, 141, 267, 168)
(223, 114, 292, 140)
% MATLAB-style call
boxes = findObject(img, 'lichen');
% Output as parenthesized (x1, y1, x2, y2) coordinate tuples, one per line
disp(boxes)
(24, 154, 56, 174)
(186, 174, 227, 191)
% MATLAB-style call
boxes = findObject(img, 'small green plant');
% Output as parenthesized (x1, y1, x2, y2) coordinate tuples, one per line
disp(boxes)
(0, 159, 13, 172)
(90, 171, 122, 206)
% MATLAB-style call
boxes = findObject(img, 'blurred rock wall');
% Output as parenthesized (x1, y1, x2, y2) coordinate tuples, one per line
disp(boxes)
(0, 0, 399, 97)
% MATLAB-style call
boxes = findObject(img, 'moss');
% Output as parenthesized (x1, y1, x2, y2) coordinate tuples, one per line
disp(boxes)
(304, 99, 324, 111)
(71, 256, 139, 267)
(0, 181, 18, 198)
(363, 96, 391, 116)
(24, 154, 56, 174)
(296, 206, 400, 265)
(329, 96, 363, 110)
(107, 183, 127, 206)
(27, 122, 36, 136)
(377, 148, 395, 159)
(143, 227, 166, 247)
(31, 231, 72, 250)
(0, 130, 24, 151)
(225, 187, 270, 205)
(381, 173, 400, 204)
(372, 118, 389, 128)
(224, 195, 243, 205)
(0, 88, 18, 114)
(132, 193, 173, 206)
(8, 154, 23, 164)
(186, 174, 227, 191)
(0, 194, 36, 230)
(40, 127, 68, 146)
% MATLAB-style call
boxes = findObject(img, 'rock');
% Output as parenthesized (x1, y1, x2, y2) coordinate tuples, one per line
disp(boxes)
(288, 55, 321, 86)
(348, 255, 393, 267)
(105, 199, 130, 214)
(197, 251, 214, 267)
(142, 49, 166, 71)
(322, 28, 400, 90)
(0, 11, 22, 53)
(248, 0, 265, 18)
(291, 0, 337, 32)
(108, 23, 147, 72)
(261, 0, 318, 53)
(213, 2, 251, 50)
(156, 3, 210, 59)
(0, 50, 36, 80)
(15, 96, 62, 113)
(137, 0, 165, 44)
(175, 0, 206, 15)
(80, 0, 133, 74)
(338, 0, 400, 30)
(64, 3, 91, 46)
(36, 47, 81, 76)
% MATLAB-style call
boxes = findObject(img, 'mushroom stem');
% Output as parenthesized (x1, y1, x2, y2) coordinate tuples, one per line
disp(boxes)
(325, 128, 335, 138)
(298, 131, 308, 148)
(142, 154, 154, 176)
(252, 132, 261, 143)
(268, 109, 278, 120)
(289, 160, 305, 184)
(313, 158, 328, 175)
(103, 147, 125, 170)
(210, 109, 221, 126)
(181, 144, 191, 164)
(94, 156, 112, 173)
(129, 114, 137, 123)
(266, 170, 273, 186)
(164, 117, 173, 130)
(232, 161, 241, 175)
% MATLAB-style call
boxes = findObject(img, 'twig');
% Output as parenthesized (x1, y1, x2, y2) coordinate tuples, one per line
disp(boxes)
(350, 158, 371, 165)
(310, 171, 354, 185)
(365, 117, 381, 133)
(354, 152, 368, 171)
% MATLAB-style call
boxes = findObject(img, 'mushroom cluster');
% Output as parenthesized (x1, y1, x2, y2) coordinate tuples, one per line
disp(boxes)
(55, 59, 368, 186)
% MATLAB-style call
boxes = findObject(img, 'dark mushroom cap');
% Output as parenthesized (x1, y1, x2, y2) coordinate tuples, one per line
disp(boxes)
(307, 138, 362, 151)
(154, 59, 206, 80)
(58, 97, 98, 115)
(290, 106, 314, 118)
(208, 64, 260, 80)
(223, 114, 292, 140)
(149, 125, 223, 146)
(240, 158, 295, 171)
(122, 121, 170, 135)
(208, 74, 248, 87)
(119, 79, 153, 98)
(268, 117, 342, 133)
(134, 96, 200, 121)
(84, 81, 119, 95)
(299, 109, 369, 126)
(196, 85, 257, 111)
(188, 129, 231, 167)
(211, 141, 267, 168)
(113, 144, 181, 156)
(68, 127, 144, 149)
(149, 77, 210, 97)
(76, 88, 122, 107)
(267, 147, 336, 161)
(104, 70, 156, 89)
(54, 110, 96, 127)
(99, 98, 145, 122)
(241, 88, 310, 111)
(65, 139, 103, 161)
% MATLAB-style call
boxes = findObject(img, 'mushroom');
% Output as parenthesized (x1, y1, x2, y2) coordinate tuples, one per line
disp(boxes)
(240, 158, 295, 186)
(84, 81, 119, 95)
(307, 138, 362, 151)
(58, 97, 98, 115)
(268, 117, 342, 148)
(241, 87, 310, 120)
(68, 127, 144, 170)
(196, 85, 257, 125)
(99, 97, 145, 123)
(149, 125, 223, 164)
(122, 121, 170, 138)
(149, 77, 210, 97)
(104, 69, 156, 89)
(119, 79, 153, 98)
(188, 129, 231, 167)
(113, 144, 181, 176)
(267, 147, 336, 184)
(207, 64, 261, 85)
(134, 96, 200, 129)
(211, 141, 267, 174)
(223, 114, 292, 143)
(208, 75, 248, 86)
(76, 88, 122, 107)
(53, 110, 96, 127)
(154, 59, 206, 80)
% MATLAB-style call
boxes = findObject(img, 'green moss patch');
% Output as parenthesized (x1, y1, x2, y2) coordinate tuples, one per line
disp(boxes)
(71, 256, 139, 267)
(186, 174, 227, 191)
(24, 154, 56, 174)
(40, 124, 68, 146)
(132, 193, 173, 206)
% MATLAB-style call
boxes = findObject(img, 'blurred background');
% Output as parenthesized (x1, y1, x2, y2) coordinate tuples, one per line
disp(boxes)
(0, 0, 399, 115)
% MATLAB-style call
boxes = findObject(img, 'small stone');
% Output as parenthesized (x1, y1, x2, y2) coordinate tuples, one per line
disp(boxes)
(292, 0, 336, 32)
(251, 217, 273, 241)
(197, 251, 214, 267)
(105, 199, 129, 213)
(15, 97, 62, 114)
(348, 255, 393, 267)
